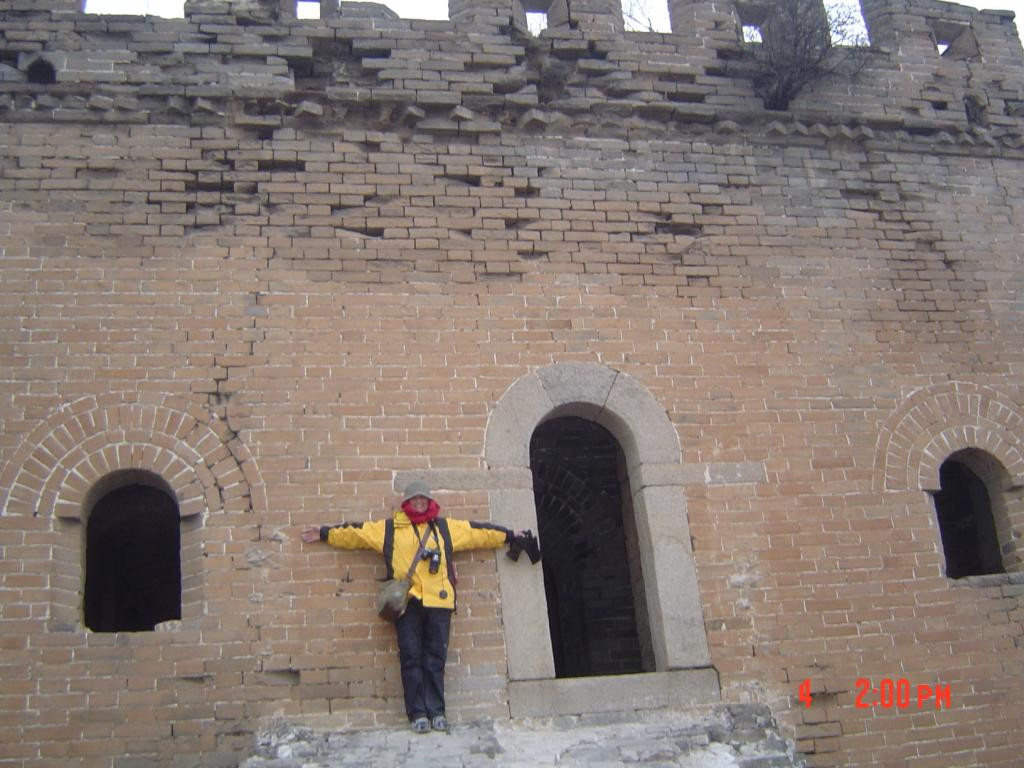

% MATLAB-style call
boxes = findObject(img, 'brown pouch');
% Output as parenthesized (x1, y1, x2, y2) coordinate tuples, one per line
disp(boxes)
(376, 577, 411, 622)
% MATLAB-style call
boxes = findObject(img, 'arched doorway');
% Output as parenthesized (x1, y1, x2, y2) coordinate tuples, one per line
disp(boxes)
(531, 417, 651, 678)
(84, 480, 182, 632)
(485, 363, 716, 705)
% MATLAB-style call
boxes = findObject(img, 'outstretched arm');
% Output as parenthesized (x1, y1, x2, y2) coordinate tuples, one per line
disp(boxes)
(446, 519, 537, 557)
(446, 519, 512, 552)
(300, 520, 386, 553)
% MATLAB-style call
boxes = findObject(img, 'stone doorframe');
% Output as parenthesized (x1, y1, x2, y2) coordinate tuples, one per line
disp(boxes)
(482, 363, 719, 714)
(397, 363, 751, 715)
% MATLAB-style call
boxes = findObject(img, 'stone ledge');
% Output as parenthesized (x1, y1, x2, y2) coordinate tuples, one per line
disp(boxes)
(393, 462, 767, 495)
(704, 461, 767, 485)
(508, 668, 720, 718)
(393, 467, 533, 493)
(951, 571, 1024, 589)
(636, 461, 768, 487)
(243, 702, 800, 768)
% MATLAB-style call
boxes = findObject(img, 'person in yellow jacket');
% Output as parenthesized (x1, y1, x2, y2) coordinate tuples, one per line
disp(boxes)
(301, 481, 538, 734)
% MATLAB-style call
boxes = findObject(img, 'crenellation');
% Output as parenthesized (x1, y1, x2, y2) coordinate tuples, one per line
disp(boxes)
(0, 1, 1019, 147)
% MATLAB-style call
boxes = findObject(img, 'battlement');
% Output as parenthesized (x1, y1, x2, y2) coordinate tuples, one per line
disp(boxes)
(1, 0, 1022, 149)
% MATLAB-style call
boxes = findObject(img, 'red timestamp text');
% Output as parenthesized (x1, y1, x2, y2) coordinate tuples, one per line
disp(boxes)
(797, 678, 953, 710)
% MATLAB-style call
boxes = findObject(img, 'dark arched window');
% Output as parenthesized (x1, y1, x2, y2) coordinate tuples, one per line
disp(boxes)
(530, 417, 651, 678)
(84, 483, 182, 632)
(26, 58, 56, 85)
(932, 457, 1004, 579)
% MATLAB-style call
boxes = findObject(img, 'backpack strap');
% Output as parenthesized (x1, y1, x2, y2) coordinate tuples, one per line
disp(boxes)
(383, 518, 434, 583)
(383, 518, 395, 580)
(433, 517, 460, 611)
(434, 518, 454, 575)
(403, 524, 435, 581)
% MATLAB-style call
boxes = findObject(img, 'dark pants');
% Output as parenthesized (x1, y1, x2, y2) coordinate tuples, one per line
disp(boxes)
(395, 599, 452, 721)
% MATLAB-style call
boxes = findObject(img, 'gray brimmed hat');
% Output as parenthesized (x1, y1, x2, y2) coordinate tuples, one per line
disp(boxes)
(401, 481, 435, 503)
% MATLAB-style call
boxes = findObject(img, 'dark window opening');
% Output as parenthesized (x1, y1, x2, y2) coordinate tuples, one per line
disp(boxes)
(933, 458, 1004, 579)
(84, 483, 182, 632)
(531, 417, 651, 678)
(964, 94, 988, 127)
(26, 58, 56, 85)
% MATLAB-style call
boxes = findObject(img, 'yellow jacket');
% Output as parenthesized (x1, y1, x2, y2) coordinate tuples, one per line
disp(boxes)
(321, 511, 511, 610)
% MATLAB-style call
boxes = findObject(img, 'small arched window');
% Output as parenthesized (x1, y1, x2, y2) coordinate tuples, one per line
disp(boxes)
(932, 453, 1005, 579)
(84, 481, 182, 632)
(26, 58, 56, 85)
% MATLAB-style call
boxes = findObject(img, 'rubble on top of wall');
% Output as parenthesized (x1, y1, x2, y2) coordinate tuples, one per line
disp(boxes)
(0, 0, 1021, 150)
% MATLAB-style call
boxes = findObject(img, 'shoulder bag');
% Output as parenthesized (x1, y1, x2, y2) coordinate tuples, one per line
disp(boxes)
(376, 524, 433, 622)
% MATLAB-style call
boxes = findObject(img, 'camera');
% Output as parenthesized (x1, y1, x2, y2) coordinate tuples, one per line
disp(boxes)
(422, 548, 441, 574)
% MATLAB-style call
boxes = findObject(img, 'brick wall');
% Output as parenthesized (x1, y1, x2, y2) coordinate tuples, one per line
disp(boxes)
(1, 0, 1024, 766)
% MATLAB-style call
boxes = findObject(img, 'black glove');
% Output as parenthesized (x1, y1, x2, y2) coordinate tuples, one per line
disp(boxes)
(506, 530, 541, 564)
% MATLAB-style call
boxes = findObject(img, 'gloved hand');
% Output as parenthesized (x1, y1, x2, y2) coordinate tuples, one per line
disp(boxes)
(506, 530, 541, 564)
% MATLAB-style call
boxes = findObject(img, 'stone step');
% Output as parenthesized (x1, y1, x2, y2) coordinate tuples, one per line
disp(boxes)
(241, 704, 804, 768)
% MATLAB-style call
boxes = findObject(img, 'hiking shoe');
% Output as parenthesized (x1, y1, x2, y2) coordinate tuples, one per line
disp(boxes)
(411, 717, 430, 734)
(430, 715, 449, 733)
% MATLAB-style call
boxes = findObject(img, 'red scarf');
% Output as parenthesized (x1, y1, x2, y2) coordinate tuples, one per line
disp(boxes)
(402, 499, 440, 525)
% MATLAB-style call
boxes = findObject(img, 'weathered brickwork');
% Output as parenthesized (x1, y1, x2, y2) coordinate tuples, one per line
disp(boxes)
(2, 0, 1024, 765)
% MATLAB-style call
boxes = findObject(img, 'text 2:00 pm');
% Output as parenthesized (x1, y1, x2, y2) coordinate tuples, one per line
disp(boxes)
(798, 678, 953, 709)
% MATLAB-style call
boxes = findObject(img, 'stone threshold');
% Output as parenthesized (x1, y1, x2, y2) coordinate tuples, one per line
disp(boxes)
(508, 667, 721, 718)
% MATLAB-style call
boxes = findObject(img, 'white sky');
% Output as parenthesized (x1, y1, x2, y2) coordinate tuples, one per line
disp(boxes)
(83, 0, 1024, 43)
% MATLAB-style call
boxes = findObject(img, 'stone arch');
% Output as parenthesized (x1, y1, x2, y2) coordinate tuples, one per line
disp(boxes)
(874, 381, 1024, 493)
(0, 392, 265, 629)
(875, 381, 1024, 576)
(485, 363, 714, 701)
(486, 362, 683, 474)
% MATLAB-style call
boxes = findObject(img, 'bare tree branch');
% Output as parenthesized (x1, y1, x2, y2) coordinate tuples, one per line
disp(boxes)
(745, 0, 870, 110)
(622, 0, 655, 32)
